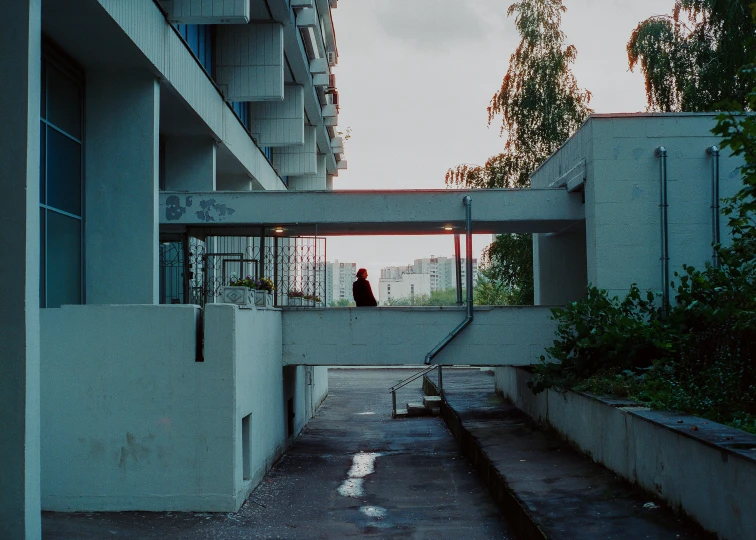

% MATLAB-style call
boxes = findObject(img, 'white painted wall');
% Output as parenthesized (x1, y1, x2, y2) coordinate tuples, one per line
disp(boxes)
(40, 304, 292, 512)
(281, 307, 558, 366)
(532, 114, 745, 301)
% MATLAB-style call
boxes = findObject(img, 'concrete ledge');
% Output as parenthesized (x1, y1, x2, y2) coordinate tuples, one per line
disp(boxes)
(494, 367, 756, 540)
(423, 375, 547, 540)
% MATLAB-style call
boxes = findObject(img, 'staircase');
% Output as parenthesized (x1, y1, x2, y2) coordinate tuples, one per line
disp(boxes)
(390, 365, 444, 418)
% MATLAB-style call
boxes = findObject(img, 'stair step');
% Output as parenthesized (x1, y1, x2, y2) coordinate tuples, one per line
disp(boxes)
(423, 395, 442, 408)
(406, 402, 428, 416)
(393, 408, 409, 418)
(429, 406, 441, 416)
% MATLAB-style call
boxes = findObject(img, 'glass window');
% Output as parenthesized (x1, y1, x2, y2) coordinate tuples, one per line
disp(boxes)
(46, 127, 82, 215)
(46, 212, 82, 309)
(40, 48, 84, 308)
(46, 63, 81, 139)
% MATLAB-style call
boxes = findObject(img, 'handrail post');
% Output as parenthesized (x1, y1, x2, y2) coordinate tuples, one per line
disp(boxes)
(454, 234, 463, 306)
(392, 390, 397, 417)
(438, 365, 443, 395)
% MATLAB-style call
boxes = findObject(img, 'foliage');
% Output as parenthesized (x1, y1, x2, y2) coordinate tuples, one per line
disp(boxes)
(331, 298, 355, 307)
(229, 275, 275, 292)
(445, 0, 591, 305)
(627, 0, 756, 111)
(480, 234, 534, 305)
(531, 71, 756, 432)
(287, 289, 305, 298)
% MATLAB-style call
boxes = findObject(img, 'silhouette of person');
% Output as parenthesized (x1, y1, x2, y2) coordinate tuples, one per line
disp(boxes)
(352, 268, 378, 307)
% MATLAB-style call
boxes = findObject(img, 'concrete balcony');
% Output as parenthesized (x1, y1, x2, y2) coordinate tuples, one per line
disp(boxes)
(161, 0, 250, 24)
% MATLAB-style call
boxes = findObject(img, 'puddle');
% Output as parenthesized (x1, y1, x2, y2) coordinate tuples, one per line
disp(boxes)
(360, 506, 387, 519)
(337, 452, 381, 498)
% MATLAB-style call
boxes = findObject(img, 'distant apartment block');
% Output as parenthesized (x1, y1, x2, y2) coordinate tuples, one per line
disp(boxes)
(325, 260, 357, 305)
(379, 256, 477, 304)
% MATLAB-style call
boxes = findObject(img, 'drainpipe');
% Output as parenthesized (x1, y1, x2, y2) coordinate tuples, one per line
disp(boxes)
(656, 146, 670, 311)
(454, 234, 463, 306)
(425, 196, 474, 364)
(707, 145, 721, 268)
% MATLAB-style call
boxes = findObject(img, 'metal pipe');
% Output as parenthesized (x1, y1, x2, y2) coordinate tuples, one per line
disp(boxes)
(656, 147, 670, 310)
(464, 196, 473, 317)
(707, 145, 721, 268)
(424, 196, 474, 364)
(454, 233, 463, 306)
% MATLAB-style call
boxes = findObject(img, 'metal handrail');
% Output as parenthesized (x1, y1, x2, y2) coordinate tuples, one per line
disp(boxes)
(389, 365, 443, 417)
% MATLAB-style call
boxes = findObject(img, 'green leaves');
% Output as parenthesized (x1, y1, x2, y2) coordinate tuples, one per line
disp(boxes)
(627, 0, 755, 112)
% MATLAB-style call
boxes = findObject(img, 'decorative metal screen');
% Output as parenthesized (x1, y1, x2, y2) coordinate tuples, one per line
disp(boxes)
(160, 235, 326, 307)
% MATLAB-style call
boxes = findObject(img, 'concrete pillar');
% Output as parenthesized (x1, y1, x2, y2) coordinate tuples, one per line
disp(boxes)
(0, 1, 42, 538)
(164, 136, 216, 191)
(533, 230, 588, 305)
(86, 73, 160, 304)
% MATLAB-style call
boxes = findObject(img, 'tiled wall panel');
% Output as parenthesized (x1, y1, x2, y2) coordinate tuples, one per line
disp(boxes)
(249, 85, 305, 147)
(216, 24, 284, 101)
(162, 0, 250, 24)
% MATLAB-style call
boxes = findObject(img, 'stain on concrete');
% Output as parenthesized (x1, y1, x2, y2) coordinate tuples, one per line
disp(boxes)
(165, 195, 187, 221)
(118, 432, 151, 468)
(195, 199, 236, 222)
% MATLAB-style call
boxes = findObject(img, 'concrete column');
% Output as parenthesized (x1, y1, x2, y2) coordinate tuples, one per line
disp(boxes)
(86, 73, 160, 304)
(0, 1, 42, 538)
(164, 136, 216, 191)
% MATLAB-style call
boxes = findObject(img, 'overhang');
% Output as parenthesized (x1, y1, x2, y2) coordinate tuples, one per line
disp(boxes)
(160, 189, 585, 236)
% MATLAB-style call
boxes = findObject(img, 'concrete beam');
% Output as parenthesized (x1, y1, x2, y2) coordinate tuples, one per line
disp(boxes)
(158, 188, 585, 235)
(281, 306, 558, 366)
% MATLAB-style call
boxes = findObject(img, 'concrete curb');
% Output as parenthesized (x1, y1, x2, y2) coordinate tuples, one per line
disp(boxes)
(423, 376, 548, 540)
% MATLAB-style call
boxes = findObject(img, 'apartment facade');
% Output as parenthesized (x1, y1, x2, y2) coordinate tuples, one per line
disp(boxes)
(325, 259, 357, 305)
(2, 0, 344, 535)
(379, 256, 477, 304)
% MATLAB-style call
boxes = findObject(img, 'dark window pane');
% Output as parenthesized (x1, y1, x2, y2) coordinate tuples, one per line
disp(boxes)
(187, 25, 199, 56)
(47, 63, 81, 138)
(47, 127, 82, 216)
(47, 211, 82, 308)
(41, 58, 46, 118)
(40, 121, 46, 203)
(40, 208, 46, 308)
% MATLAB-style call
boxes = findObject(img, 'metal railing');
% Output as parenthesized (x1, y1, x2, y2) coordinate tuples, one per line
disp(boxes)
(389, 365, 443, 418)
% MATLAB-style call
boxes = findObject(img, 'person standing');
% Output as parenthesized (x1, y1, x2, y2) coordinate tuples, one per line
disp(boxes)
(352, 268, 378, 306)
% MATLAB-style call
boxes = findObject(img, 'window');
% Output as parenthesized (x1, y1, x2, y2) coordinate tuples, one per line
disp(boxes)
(231, 101, 250, 131)
(40, 50, 84, 308)
(175, 24, 214, 75)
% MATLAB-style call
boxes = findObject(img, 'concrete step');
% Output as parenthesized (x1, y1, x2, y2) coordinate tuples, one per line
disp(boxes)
(393, 408, 409, 418)
(406, 402, 428, 416)
(423, 395, 442, 408)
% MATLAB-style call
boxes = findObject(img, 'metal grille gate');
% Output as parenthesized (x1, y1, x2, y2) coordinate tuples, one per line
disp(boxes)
(159, 235, 326, 308)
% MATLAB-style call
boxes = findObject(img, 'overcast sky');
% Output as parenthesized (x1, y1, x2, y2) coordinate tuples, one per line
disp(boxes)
(326, 0, 674, 296)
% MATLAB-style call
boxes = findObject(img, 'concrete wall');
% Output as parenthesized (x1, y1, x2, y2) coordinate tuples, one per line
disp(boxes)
(495, 367, 756, 540)
(282, 307, 558, 366)
(532, 114, 745, 300)
(0, 1, 42, 536)
(40, 304, 291, 512)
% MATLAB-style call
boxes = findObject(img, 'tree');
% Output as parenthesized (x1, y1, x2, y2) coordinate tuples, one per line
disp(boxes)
(331, 298, 355, 307)
(627, 0, 756, 112)
(446, 0, 592, 304)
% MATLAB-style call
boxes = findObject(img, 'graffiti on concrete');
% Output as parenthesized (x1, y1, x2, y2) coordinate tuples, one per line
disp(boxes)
(195, 199, 236, 222)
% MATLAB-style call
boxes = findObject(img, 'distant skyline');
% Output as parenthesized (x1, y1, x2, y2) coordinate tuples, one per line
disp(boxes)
(326, 0, 675, 288)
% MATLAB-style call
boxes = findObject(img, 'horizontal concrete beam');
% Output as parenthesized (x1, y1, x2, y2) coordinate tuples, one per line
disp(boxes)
(159, 189, 585, 235)
(281, 306, 558, 366)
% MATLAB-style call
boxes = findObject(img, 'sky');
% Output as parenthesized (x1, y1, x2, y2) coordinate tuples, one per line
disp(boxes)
(326, 0, 675, 297)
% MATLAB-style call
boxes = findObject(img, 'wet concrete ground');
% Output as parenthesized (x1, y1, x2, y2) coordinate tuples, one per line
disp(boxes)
(43, 368, 512, 539)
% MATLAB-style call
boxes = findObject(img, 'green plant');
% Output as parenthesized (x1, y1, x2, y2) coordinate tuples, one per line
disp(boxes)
(288, 289, 305, 298)
(229, 275, 275, 292)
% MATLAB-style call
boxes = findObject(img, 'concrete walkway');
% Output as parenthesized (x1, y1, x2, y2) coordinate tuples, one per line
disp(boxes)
(43, 368, 512, 539)
(432, 369, 716, 540)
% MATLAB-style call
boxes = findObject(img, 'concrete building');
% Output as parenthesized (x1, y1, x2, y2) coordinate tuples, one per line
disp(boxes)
(325, 259, 357, 305)
(379, 256, 477, 304)
(1, 0, 343, 536)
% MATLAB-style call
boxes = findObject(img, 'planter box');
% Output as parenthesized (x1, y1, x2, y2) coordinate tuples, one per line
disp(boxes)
(288, 297, 303, 307)
(220, 286, 253, 306)
(494, 366, 756, 540)
(253, 290, 273, 308)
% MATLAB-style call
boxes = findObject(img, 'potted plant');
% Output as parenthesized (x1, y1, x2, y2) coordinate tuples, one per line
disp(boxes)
(314, 296, 323, 307)
(303, 294, 315, 307)
(222, 275, 255, 306)
(288, 289, 305, 306)
(251, 277, 275, 308)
